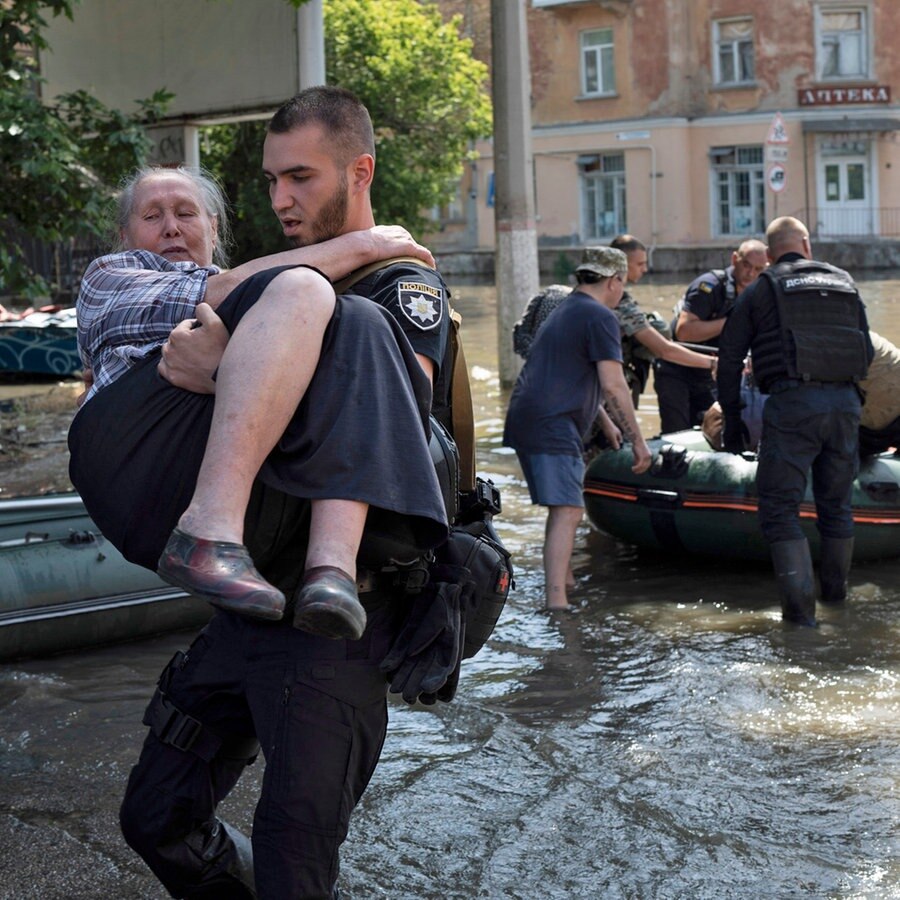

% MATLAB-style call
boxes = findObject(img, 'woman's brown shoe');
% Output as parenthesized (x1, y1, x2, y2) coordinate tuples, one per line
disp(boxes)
(157, 527, 286, 621)
(292, 566, 367, 640)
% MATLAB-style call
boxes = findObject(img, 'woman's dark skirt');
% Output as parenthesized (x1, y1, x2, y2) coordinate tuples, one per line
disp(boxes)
(68, 267, 449, 573)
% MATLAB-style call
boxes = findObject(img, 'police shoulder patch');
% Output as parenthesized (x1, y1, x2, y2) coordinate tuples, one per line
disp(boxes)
(698, 281, 713, 294)
(397, 280, 444, 330)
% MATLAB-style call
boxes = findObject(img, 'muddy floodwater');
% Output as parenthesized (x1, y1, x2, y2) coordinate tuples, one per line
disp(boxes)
(1, 275, 899, 899)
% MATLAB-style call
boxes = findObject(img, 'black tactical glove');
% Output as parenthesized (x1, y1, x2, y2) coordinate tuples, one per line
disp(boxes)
(418, 579, 473, 704)
(380, 564, 467, 705)
(722, 414, 746, 455)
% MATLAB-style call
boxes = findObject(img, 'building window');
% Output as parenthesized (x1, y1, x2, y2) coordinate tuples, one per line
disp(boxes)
(428, 180, 465, 225)
(816, 7, 868, 79)
(581, 28, 615, 96)
(580, 153, 626, 239)
(713, 18, 754, 85)
(710, 145, 765, 237)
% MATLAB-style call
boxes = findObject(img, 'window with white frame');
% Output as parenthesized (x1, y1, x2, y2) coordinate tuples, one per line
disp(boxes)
(713, 18, 755, 85)
(816, 7, 868, 79)
(581, 28, 615, 96)
(710, 146, 765, 237)
(580, 153, 626, 239)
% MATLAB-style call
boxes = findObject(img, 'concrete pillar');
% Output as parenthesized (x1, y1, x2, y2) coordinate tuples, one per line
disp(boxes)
(183, 125, 200, 169)
(491, 0, 539, 387)
(297, 0, 326, 89)
(146, 124, 200, 168)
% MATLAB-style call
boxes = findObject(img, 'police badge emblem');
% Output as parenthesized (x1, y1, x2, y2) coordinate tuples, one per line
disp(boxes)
(397, 281, 444, 330)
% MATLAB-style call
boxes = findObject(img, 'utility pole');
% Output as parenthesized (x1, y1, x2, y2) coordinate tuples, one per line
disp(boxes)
(491, 0, 539, 387)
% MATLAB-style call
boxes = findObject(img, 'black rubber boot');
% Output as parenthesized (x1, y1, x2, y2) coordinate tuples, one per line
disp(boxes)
(221, 822, 256, 898)
(770, 538, 817, 626)
(819, 536, 854, 604)
(178, 819, 257, 899)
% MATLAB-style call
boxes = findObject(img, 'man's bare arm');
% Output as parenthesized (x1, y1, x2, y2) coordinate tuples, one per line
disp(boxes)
(203, 226, 435, 309)
(597, 360, 652, 474)
(674, 310, 726, 344)
(160, 226, 436, 391)
(595, 405, 622, 449)
(636, 325, 717, 372)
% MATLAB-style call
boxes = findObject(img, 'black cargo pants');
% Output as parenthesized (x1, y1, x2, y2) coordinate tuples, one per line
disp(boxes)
(119, 596, 403, 900)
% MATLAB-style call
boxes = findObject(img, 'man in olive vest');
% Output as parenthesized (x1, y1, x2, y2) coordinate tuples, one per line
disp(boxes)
(717, 216, 874, 626)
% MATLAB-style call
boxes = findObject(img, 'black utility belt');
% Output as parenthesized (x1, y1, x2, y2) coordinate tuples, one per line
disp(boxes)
(357, 558, 431, 595)
(356, 568, 391, 593)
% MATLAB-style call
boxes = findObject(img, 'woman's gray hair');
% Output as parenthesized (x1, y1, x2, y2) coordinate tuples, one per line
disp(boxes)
(113, 165, 233, 268)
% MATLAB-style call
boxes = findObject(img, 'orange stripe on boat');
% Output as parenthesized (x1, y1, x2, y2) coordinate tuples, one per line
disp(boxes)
(585, 481, 900, 525)
(583, 484, 639, 502)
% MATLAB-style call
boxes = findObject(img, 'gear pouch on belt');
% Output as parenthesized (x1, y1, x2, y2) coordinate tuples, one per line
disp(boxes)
(437, 513, 514, 660)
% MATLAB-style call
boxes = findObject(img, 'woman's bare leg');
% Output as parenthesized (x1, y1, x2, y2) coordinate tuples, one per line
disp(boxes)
(177, 268, 336, 542)
(306, 499, 368, 580)
(292, 498, 370, 640)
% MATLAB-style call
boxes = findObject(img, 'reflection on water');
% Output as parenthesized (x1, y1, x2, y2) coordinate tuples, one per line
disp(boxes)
(0, 277, 898, 898)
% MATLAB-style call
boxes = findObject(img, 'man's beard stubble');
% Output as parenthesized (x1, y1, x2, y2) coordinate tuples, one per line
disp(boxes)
(289, 174, 350, 248)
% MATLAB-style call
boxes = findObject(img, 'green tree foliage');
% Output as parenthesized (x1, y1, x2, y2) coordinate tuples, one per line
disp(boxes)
(204, 0, 492, 263)
(325, 0, 491, 234)
(0, 1, 170, 299)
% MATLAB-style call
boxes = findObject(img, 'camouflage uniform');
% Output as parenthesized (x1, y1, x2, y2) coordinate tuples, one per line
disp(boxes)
(514, 285, 668, 393)
(512, 284, 570, 359)
(616, 291, 670, 403)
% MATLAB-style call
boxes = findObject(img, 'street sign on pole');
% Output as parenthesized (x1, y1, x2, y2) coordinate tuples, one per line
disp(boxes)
(766, 113, 789, 201)
(767, 164, 787, 193)
(766, 112, 790, 145)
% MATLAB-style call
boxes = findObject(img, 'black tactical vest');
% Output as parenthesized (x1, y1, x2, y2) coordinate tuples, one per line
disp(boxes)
(761, 259, 869, 383)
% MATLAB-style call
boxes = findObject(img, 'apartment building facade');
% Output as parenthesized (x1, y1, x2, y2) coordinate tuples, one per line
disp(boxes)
(431, 0, 900, 257)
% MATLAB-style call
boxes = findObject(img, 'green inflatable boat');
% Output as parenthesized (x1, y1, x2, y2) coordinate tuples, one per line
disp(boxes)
(583, 429, 900, 563)
(0, 492, 209, 662)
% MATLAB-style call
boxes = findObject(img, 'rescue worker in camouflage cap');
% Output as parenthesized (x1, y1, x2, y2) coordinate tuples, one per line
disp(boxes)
(575, 245, 629, 278)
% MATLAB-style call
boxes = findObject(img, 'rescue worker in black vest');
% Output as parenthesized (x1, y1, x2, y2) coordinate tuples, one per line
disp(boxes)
(717, 216, 874, 626)
(654, 239, 768, 433)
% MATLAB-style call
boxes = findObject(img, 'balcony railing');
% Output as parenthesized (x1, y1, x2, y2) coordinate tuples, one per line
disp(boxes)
(800, 207, 900, 239)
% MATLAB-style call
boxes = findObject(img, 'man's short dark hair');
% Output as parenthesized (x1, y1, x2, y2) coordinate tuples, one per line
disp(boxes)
(610, 234, 646, 254)
(269, 86, 376, 167)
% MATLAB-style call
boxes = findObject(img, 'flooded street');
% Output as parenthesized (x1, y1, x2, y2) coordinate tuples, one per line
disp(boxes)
(1, 276, 899, 898)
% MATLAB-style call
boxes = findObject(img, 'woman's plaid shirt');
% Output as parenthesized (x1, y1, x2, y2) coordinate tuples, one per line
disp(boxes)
(76, 250, 218, 402)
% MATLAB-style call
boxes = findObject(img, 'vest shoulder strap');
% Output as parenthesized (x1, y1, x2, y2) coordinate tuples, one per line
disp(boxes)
(332, 255, 476, 493)
(331, 256, 432, 295)
(449, 308, 476, 492)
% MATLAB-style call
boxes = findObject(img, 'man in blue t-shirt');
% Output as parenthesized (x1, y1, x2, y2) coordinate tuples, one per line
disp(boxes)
(504, 246, 652, 610)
